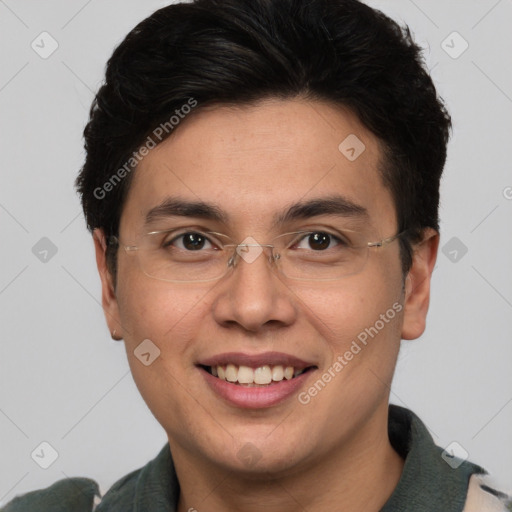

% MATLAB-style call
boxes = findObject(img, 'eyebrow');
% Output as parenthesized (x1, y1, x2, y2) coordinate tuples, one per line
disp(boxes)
(144, 195, 368, 228)
(275, 195, 368, 225)
(145, 197, 228, 226)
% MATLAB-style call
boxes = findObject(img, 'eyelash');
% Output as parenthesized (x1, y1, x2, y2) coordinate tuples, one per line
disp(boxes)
(160, 229, 349, 251)
(163, 232, 217, 250)
(293, 232, 345, 250)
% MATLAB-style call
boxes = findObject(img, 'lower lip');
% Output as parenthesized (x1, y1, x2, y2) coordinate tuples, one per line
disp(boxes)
(200, 367, 314, 409)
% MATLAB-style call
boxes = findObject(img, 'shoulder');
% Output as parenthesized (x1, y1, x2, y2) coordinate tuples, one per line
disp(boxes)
(2, 445, 176, 512)
(0, 466, 148, 512)
(463, 474, 512, 512)
(0, 477, 100, 512)
(0, 469, 145, 512)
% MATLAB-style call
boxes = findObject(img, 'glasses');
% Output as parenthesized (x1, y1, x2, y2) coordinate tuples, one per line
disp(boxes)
(109, 228, 406, 283)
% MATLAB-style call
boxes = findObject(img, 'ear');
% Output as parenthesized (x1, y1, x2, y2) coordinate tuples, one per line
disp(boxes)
(93, 229, 123, 340)
(401, 228, 439, 340)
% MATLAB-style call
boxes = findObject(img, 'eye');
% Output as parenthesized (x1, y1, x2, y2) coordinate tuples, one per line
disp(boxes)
(295, 231, 345, 251)
(164, 232, 216, 251)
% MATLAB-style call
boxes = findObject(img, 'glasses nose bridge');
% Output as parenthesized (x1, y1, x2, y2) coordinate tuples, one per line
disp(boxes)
(227, 241, 279, 270)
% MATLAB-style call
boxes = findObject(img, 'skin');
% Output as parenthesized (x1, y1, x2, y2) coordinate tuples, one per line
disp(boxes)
(94, 98, 438, 512)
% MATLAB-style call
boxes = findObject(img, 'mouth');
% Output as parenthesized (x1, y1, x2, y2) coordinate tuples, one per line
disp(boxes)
(197, 352, 318, 408)
(200, 363, 316, 387)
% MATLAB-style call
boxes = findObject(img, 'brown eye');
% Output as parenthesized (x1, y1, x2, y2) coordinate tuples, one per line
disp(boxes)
(163, 232, 214, 251)
(182, 233, 206, 250)
(308, 232, 331, 250)
(294, 232, 343, 251)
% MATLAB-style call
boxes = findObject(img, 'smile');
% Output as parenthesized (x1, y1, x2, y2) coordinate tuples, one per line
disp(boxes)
(197, 352, 317, 408)
(204, 364, 311, 386)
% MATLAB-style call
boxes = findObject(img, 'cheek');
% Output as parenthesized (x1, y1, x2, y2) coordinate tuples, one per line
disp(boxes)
(116, 272, 212, 357)
(283, 276, 404, 447)
(114, 277, 216, 423)
(291, 271, 403, 352)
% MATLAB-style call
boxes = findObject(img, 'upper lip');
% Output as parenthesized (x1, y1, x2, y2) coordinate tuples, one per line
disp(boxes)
(198, 352, 316, 370)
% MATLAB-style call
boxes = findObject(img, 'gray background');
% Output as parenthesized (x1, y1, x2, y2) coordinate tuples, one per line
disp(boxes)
(1, 0, 511, 504)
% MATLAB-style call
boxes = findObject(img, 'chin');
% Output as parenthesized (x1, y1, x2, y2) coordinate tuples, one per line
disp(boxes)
(204, 429, 317, 478)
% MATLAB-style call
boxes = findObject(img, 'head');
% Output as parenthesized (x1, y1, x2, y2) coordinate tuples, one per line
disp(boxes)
(76, 0, 449, 476)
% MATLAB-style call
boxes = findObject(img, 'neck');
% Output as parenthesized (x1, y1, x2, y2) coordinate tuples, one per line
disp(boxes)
(174, 406, 404, 512)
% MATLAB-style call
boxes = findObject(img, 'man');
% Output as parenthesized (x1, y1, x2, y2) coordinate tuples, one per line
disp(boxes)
(2, 0, 509, 510)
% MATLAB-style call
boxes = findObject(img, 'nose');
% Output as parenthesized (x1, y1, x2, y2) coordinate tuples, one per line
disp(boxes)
(211, 241, 297, 333)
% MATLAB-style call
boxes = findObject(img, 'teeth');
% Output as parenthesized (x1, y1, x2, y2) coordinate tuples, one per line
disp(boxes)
(225, 363, 238, 383)
(284, 366, 294, 380)
(254, 365, 272, 384)
(237, 365, 254, 384)
(272, 365, 284, 381)
(211, 364, 305, 385)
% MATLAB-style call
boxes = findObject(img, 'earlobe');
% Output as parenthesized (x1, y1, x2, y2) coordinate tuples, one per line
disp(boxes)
(401, 229, 439, 340)
(93, 229, 123, 340)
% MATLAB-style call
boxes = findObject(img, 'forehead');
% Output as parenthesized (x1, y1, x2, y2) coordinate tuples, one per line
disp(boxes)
(120, 98, 396, 235)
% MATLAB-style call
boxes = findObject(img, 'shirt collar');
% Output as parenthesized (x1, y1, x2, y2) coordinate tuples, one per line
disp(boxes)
(381, 405, 484, 511)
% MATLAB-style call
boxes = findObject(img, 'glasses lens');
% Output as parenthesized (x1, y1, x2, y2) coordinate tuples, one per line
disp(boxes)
(135, 231, 230, 282)
(275, 232, 369, 281)
(129, 229, 376, 282)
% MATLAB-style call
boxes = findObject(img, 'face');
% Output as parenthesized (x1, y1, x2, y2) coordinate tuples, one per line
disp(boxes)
(95, 98, 437, 476)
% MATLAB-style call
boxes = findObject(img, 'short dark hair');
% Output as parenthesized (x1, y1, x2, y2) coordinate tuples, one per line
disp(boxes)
(76, 0, 451, 277)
